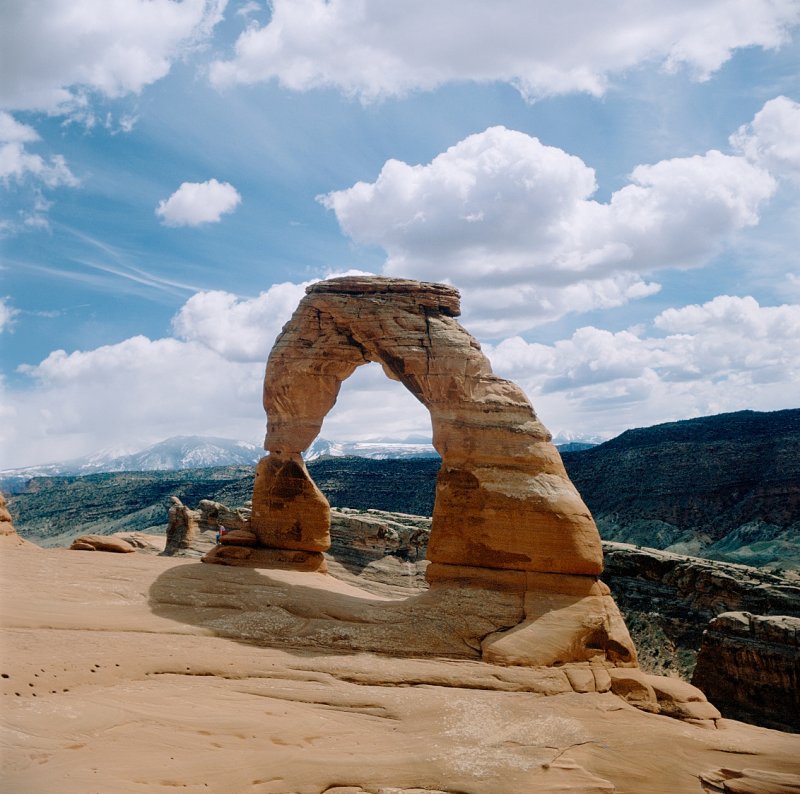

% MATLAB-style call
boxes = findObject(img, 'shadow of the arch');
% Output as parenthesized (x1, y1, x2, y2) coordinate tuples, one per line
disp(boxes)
(147, 560, 635, 669)
(147, 561, 527, 661)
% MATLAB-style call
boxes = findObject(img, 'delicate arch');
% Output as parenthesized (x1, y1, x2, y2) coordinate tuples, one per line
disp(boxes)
(246, 276, 603, 579)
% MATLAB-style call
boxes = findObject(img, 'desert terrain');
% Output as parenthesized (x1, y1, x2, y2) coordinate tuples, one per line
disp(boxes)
(3, 538, 800, 794)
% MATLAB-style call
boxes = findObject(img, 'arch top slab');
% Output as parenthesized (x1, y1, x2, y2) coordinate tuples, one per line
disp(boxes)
(252, 276, 604, 578)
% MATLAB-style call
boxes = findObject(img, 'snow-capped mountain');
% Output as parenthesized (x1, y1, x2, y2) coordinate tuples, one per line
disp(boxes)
(303, 437, 439, 461)
(551, 431, 604, 449)
(1, 436, 264, 485)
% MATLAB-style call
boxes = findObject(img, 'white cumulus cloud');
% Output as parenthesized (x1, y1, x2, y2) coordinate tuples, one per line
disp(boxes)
(487, 296, 800, 440)
(1, 275, 426, 469)
(6, 335, 264, 469)
(0, 111, 78, 188)
(172, 281, 310, 360)
(731, 95, 800, 183)
(156, 179, 242, 227)
(0, 0, 228, 113)
(4, 284, 799, 469)
(322, 119, 778, 335)
(210, 0, 800, 101)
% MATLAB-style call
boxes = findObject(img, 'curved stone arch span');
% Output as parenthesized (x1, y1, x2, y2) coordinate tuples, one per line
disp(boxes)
(250, 276, 603, 579)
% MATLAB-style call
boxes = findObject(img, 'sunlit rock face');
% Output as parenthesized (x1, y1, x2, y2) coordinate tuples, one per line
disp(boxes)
(250, 276, 602, 577)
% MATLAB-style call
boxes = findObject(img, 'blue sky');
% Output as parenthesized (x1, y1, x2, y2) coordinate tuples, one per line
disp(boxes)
(1, 0, 799, 468)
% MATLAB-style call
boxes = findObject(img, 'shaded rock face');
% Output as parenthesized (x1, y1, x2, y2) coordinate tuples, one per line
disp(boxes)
(246, 276, 603, 578)
(692, 612, 800, 733)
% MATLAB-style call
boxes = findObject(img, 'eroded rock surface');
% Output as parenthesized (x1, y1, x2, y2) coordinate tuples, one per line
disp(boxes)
(602, 542, 800, 677)
(69, 534, 135, 553)
(5, 545, 800, 794)
(196, 498, 251, 533)
(0, 492, 38, 550)
(163, 496, 200, 556)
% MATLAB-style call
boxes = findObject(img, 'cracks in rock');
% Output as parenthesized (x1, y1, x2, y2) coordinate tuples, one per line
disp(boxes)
(423, 308, 434, 378)
(541, 739, 601, 769)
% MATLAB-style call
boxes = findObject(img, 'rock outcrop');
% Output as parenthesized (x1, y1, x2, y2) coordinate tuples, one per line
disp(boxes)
(7, 545, 799, 794)
(255, 277, 602, 577)
(196, 499, 251, 534)
(69, 534, 135, 553)
(700, 767, 800, 793)
(203, 276, 636, 669)
(602, 542, 800, 677)
(162, 496, 200, 556)
(692, 612, 800, 733)
(0, 492, 38, 550)
(0, 493, 15, 536)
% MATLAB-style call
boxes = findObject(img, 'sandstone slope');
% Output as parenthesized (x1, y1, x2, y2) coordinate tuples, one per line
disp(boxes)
(3, 544, 800, 794)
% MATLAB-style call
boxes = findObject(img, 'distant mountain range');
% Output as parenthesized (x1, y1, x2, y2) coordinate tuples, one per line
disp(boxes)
(561, 408, 800, 569)
(1, 433, 597, 490)
(303, 437, 439, 460)
(0, 436, 263, 492)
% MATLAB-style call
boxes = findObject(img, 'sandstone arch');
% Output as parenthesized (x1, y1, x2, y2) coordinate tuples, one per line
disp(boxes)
(208, 276, 604, 582)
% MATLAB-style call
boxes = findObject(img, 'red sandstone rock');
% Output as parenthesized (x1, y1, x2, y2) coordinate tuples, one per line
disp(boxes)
(692, 611, 800, 732)
(250, 454, 330, 552)
(219, 528, 258, 547)
(0, 493, 15, 537)
(203, 544, 327, 572)
(608, 668, 660, 713)
(163, 496, 200, 556)
(257, 276, 602, 576)
(69, 535, 136, 553)
(700, 767, 800, 793)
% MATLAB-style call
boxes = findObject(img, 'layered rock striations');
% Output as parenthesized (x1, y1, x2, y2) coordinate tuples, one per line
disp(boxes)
(692, 612, 800, 732)
(601, 541, 800, 677)
(204, 276, 637, 669)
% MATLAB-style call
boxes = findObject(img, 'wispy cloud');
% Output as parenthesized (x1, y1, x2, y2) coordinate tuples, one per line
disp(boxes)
(13, 227, 207, 299)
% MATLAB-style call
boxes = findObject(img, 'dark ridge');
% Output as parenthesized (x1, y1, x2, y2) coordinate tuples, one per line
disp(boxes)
(308, 456, 440, 516)
(561, 408, 800, 546)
